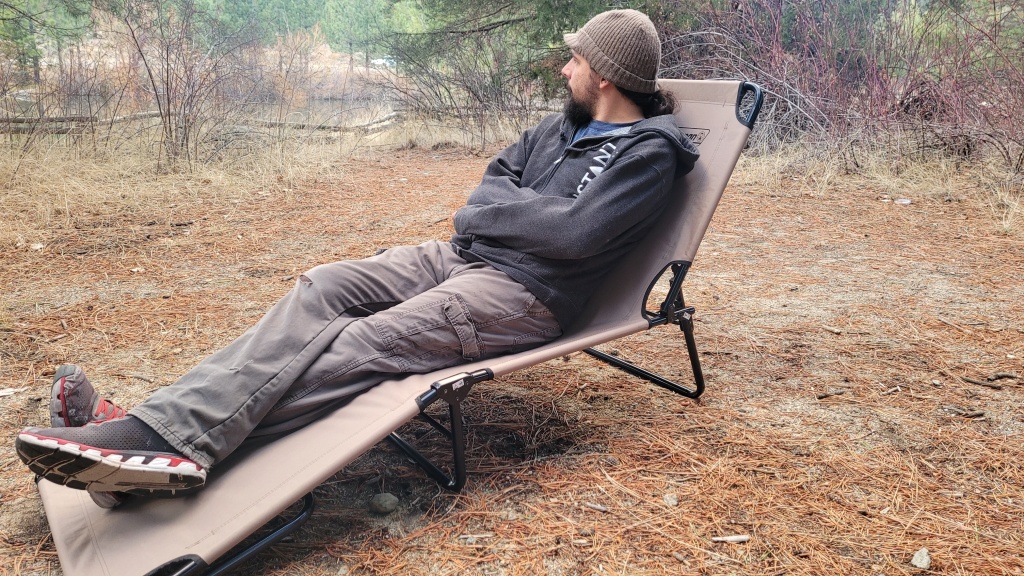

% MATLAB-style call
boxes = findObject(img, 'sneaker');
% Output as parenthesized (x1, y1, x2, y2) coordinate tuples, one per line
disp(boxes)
(49, 365, 126, 428)
(49, 366, 133, 506)
(16, 416, 206, 495)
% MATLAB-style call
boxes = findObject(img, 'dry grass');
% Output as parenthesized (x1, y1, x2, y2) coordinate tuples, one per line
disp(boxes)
(0, 141, 1022, 576)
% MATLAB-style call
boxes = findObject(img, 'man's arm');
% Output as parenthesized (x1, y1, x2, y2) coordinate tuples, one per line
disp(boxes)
(451, 137, 541, 222)
(454, 143, 676, 260)
(461, 118, 551, 207)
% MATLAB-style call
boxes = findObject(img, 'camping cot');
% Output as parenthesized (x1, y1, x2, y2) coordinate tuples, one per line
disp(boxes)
(35, 78, 764, 576)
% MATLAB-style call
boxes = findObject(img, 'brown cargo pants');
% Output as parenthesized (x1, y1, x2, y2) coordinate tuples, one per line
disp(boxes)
(130, 241, 562, 469)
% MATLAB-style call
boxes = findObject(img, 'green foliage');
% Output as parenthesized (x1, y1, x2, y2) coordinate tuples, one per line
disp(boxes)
(0, 0, 91, 74)
(0, 0, 1019, 169)
(321, 0, 391, 53)
(373, 1, 574, 114)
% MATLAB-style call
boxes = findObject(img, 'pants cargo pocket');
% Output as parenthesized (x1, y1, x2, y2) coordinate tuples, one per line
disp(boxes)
(372, 293, 483, 373)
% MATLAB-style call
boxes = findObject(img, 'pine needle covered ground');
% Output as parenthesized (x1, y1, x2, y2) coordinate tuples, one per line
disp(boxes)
(1, 146, 1021, 575)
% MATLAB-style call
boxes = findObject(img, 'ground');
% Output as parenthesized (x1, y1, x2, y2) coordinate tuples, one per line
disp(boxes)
(0, 147, 1022, 575)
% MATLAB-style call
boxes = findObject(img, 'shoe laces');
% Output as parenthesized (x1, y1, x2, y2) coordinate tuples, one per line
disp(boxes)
(93, 398, 127, 422)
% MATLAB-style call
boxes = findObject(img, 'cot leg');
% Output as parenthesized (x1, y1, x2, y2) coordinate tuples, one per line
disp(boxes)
(585, 306, 705, 399)
(386, 369, 493, 492)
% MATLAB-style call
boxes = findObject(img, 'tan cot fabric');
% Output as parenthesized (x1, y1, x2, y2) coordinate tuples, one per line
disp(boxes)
(37, 79, 754, 576)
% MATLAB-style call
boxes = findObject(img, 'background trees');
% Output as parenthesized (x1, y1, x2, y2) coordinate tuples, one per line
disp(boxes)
(1, 0, 1023, 172)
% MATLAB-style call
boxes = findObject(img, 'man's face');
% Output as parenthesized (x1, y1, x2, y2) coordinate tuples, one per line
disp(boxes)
(561, 51, 600, 124)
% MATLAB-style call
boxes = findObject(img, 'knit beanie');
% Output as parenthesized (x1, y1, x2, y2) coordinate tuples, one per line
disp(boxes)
(563, 9, 661, 94)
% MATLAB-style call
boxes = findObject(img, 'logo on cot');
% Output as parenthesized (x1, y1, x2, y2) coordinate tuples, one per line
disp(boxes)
(575, 142, 617, 197)
(679, 128, 710, 146)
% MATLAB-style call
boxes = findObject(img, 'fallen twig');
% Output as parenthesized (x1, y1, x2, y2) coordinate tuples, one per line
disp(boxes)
(937, 317, 972, 333)
(962, 377, 1002, 390)
(712, 535, 751, 543)
(817, 389, 847, 400)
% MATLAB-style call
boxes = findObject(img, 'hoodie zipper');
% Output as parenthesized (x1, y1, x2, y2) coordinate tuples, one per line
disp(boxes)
(533, 115, 687, 196)
(535, 133, 629, 193)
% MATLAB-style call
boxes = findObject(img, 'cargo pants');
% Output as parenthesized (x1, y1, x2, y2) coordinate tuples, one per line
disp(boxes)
(130, 241, 562, 469)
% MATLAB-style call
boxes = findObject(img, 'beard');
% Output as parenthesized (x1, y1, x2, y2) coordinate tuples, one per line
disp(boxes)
(563, 94, 594, 125)
(562, 76, 599, 125)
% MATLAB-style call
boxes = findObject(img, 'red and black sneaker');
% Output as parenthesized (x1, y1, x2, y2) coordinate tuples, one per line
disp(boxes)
(15, 417, 206, 496)
(49, 365, 127, 428)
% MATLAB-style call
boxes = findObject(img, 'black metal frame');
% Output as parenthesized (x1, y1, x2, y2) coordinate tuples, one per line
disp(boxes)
(586, 260, 704, 399)
(147, 493, 315, 576)
(386, 368, 493, 492)
(736, 81, 764, 129)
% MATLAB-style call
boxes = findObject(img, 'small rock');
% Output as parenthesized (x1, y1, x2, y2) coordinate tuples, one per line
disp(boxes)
(369, 493, 399, 514)
(663, 493, 679, 507)
(911, 547, 931, 569)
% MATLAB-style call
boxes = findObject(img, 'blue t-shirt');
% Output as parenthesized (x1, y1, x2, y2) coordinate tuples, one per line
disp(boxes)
(571, 119, 637, 143)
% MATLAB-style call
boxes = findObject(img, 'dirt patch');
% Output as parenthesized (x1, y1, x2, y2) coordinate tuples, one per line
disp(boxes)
(1, 148, 1022, 575)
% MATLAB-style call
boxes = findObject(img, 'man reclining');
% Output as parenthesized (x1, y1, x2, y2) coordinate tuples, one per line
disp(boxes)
(15, 9, 699, 508)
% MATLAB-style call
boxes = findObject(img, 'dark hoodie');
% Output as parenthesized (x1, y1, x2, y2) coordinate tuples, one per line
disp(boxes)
(451, 112, 699, 329)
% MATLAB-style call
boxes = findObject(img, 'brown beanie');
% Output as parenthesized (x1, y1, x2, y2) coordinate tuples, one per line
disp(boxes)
(563, 9, 661, 94)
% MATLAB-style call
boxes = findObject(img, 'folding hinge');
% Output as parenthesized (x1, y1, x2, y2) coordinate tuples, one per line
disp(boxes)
(675, 305, 696, 333)
(416, 368, 493, 410)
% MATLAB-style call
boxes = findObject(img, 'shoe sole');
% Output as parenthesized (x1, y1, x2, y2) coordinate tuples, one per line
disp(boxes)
(16, 431, 206, 495)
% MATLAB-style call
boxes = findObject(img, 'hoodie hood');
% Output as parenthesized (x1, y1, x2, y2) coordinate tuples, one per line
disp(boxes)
(559, 113, 699, 178)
